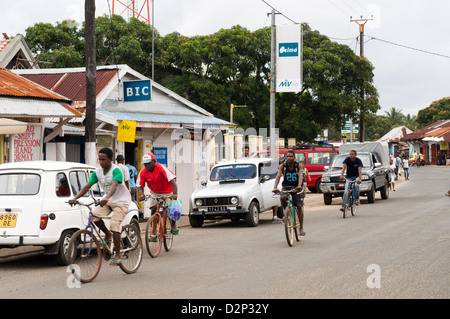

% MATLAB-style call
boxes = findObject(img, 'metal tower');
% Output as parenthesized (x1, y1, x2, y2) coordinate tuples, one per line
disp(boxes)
(112, 0, 151, 25)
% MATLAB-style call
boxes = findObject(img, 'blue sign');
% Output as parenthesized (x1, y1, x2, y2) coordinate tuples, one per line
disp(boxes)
(123, 80, 151, 102)
(278, 42, 299, 57)
(153, 147, 167, 166)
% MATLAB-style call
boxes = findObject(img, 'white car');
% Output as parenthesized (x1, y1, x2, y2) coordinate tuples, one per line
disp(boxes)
(0, 161, 140, 265)
(189, 158, 280, 227)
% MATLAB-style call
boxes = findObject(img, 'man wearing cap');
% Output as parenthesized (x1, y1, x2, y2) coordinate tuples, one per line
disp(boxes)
(138, 152, 179, 235)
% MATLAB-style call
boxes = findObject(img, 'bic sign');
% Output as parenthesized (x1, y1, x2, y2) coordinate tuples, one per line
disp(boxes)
(278, 42, 299, 57)
(123, 80, 151, 102)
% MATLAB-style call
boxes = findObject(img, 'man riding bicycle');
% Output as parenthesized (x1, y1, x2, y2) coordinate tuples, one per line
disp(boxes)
(137, 152, 179, 235)
(339, 149, 363, 212)
(272, 150, 306, 236)
(69, 148, 131, 265)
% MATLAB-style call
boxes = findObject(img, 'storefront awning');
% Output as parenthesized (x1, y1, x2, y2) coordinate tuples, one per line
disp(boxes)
(97, 110, 234, 130)
(0, 97, 83, 118)
(0, 117, 28, 134)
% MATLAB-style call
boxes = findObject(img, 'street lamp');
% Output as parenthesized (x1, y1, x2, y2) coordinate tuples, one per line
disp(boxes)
(230, 104, 247, 123)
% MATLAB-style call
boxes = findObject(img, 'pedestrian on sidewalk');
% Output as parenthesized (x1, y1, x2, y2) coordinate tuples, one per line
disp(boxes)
(389, 159, 396, 191)
(402, 156, 410, 181)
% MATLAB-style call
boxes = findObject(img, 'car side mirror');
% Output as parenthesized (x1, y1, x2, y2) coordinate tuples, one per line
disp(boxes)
(201, 180, 207, 186)
(324, 165, 330, 171)
(260, 175, 270, 183)
(375, 162, 381, 168)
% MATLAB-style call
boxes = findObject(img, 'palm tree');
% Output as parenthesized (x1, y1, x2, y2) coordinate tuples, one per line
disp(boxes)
(385, 107, 405, 127)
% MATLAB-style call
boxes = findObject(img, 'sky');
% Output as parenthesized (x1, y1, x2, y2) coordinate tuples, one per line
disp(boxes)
(2, 0, 450, 117)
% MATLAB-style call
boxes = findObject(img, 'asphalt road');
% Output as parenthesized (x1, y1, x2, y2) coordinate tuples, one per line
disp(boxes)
(1, 165, 449, 300)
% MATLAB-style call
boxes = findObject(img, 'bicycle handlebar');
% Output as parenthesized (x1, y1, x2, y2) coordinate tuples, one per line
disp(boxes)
(66, 199, 100, 208)
(272, 188, 304, 196)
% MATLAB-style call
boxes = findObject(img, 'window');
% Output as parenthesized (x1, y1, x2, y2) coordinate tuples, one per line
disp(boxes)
(0, 173, 40, 195)
(69, 171, 89, 197)
(308, 152, 336, 165)
(294, 153, 306, 163)
(260, 160, 279, 179)
(210, 164, 257, 181)
(55, 173, 71, 197)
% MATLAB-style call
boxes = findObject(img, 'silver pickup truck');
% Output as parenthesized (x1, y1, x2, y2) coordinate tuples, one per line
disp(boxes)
(320, 142, 391, 205)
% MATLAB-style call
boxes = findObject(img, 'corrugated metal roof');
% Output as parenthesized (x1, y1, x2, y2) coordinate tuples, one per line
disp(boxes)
(20, 69, 118, 104)
(0, 67, 71, 102)
(0, 96, 82, 118)
(97, 110, 232, 127)
(403, 119, 450, 141)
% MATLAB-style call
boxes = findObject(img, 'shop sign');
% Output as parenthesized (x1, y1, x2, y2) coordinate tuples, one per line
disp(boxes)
(117, 120, 136, 143)
(123, 80, 151, 102)
(13, 124, 42, 162)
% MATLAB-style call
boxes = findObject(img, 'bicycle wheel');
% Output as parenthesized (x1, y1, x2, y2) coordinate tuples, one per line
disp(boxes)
(145, 213, 162, 257)
(119, 224, 143, 274)
(68, 229, 102, 283)
(284, 206, 294, 247)
(293, 207, 300, 242)
(351, 194, 358, 216)
(163, 214, 173, 252)
(343, 189, 351, 218)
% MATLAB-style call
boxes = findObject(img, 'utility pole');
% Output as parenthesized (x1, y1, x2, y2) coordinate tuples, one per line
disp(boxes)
(85, 0, 97, 165)
(269, 8, 277, 159)
(350, 17, 372, 142)
(350, 17, 373, 58)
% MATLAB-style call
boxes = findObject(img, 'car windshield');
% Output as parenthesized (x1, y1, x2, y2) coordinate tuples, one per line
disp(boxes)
(210, 164, 256, 181)
(0, 173, 41, 195)
(331, 154, 371, 169)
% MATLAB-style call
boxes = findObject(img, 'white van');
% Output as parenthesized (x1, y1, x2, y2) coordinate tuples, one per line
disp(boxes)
(0, 161, 140, 265)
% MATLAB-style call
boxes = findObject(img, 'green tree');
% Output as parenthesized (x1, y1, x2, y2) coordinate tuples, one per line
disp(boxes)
(416, 97, 450, 128)
(24, 20, 84, 68)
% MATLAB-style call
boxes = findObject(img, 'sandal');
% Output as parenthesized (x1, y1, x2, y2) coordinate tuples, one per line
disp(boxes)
(299, 230, 306, 236)
(109, 258, 121, 266)
(171, 228, 179, 235)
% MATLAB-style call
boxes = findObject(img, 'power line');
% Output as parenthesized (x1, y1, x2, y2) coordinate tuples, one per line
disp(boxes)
(367, 36, 450, 59)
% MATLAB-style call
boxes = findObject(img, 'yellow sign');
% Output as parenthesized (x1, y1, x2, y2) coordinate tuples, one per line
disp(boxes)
(117, 120, 136, 143)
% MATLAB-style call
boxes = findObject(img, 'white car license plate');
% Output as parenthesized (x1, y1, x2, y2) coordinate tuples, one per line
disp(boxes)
(207, 206, 227, 212)
(0, 213, 18, 228)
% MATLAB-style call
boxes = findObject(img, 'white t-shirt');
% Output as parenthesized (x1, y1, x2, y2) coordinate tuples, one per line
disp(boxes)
(89, 164, 131, 205)
(403, 159, 409, 168)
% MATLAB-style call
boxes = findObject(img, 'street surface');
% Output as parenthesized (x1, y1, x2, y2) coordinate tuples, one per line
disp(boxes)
(1, 165, 449, 299)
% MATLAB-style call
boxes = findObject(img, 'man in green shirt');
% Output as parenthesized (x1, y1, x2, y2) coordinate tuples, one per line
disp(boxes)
(69, 148, 131, 265)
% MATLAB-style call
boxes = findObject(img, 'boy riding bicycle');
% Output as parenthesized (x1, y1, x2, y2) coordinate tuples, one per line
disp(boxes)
(272, 150, 306, 236)
(69, 147, 131, 266)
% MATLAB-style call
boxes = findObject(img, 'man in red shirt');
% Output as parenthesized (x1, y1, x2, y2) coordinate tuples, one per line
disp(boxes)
(138, 152, 179, 234)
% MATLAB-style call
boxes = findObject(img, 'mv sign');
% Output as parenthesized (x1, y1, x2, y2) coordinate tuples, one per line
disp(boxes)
(123, 80, 151, 102)
(276, 25, 302, 93)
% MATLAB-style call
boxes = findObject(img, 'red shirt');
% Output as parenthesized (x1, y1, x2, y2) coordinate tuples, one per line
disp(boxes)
(139, 162, 176, 194)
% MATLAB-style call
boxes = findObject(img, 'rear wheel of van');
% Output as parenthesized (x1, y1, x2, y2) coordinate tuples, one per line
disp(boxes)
(55, 230, 74, 266)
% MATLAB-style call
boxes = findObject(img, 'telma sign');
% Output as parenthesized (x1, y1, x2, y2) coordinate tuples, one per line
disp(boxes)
(278, 42, 299, 57)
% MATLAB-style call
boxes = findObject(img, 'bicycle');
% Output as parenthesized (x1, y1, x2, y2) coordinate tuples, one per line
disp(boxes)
(143, 195, 175, 258)
(67, 200, 143, 283)
(342, 179, 359, 218)
(274, 188, 304, 247)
